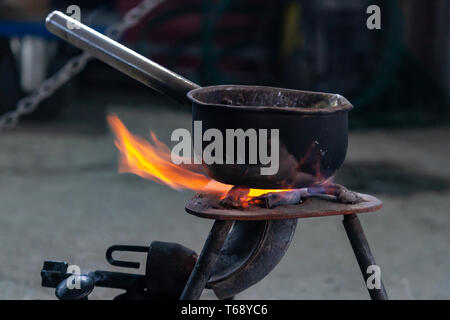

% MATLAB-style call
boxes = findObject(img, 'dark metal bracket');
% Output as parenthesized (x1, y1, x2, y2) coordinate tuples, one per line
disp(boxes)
(106, 245, 149, 269)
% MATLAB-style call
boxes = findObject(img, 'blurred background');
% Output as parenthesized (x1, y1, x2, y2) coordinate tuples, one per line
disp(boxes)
(0, 0, 449, 299)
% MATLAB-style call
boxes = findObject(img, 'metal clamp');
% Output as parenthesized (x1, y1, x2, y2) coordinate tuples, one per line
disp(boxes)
(106, 245, 149, 269)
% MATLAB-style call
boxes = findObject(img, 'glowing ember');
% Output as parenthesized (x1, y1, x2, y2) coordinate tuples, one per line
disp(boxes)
(107, 114, 286, 201)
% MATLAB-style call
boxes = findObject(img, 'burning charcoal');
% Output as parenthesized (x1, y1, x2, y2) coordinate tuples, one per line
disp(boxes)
(220, 184, 362, 210)
(266, 191, 302, 208)
(248, 188, 339, 209)
(303, 192, 337, 202)
(247, 197, 265, 207)
(220, 186, 250, 209)
(249, 190, 303, 209)
(313, 183, 363, 204)
(247, 194, 268, 208)
(306, 185, 328, 194)
(336, 187, 363, 204)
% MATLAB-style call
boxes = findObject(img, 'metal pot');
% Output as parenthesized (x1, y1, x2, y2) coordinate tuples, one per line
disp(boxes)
(45, 11, 352, 189)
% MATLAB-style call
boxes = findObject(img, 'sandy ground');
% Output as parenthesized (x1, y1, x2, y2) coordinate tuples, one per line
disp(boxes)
(0, 101, 449, 300)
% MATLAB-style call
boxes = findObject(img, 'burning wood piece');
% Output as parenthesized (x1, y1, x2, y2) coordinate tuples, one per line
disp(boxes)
(248, 190, 302, 209)
(335, 185, 363, 203)
(248, 188, 337, 209)
(310, 184, 363, 204)
(220, 186, 250, 209)
(220, 183, 363, 210)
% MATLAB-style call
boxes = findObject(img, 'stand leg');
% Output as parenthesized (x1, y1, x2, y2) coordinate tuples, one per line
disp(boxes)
(343, 214, 388, 300)
(180, 220, 233, 300)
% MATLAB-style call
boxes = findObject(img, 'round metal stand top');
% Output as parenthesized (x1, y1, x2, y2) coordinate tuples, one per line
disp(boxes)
(185, 192, 382, 221)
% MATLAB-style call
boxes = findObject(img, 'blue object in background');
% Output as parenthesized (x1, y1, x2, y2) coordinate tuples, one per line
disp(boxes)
(0, 19, 106, 38)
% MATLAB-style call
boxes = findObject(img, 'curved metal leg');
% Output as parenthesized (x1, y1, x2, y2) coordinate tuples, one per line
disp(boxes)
(208, 219, 298, 299)
(343, 214, 388, 300)
(180, 220, 233, 300)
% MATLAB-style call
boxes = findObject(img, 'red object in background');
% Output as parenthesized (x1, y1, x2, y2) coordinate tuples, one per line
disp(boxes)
(116, 0, 199, 43)
(116, 0, 265, 43)
(115, 0, 279, 83)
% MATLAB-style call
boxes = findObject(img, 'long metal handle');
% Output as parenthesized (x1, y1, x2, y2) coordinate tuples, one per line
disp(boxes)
(45, 11, 199, 105)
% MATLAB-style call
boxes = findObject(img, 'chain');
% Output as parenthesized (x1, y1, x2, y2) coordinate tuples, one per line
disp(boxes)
(0, 0, 164, 130)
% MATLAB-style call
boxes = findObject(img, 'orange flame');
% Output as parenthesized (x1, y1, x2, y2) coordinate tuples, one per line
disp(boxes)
(107, 114, 285, 200)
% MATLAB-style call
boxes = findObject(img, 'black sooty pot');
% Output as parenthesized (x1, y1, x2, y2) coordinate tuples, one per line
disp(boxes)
(189, 85, 353, 189)
(46, 11, 353, 189)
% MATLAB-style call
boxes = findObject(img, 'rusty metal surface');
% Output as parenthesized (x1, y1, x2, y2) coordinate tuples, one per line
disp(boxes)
(186, 192, 382, 221)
